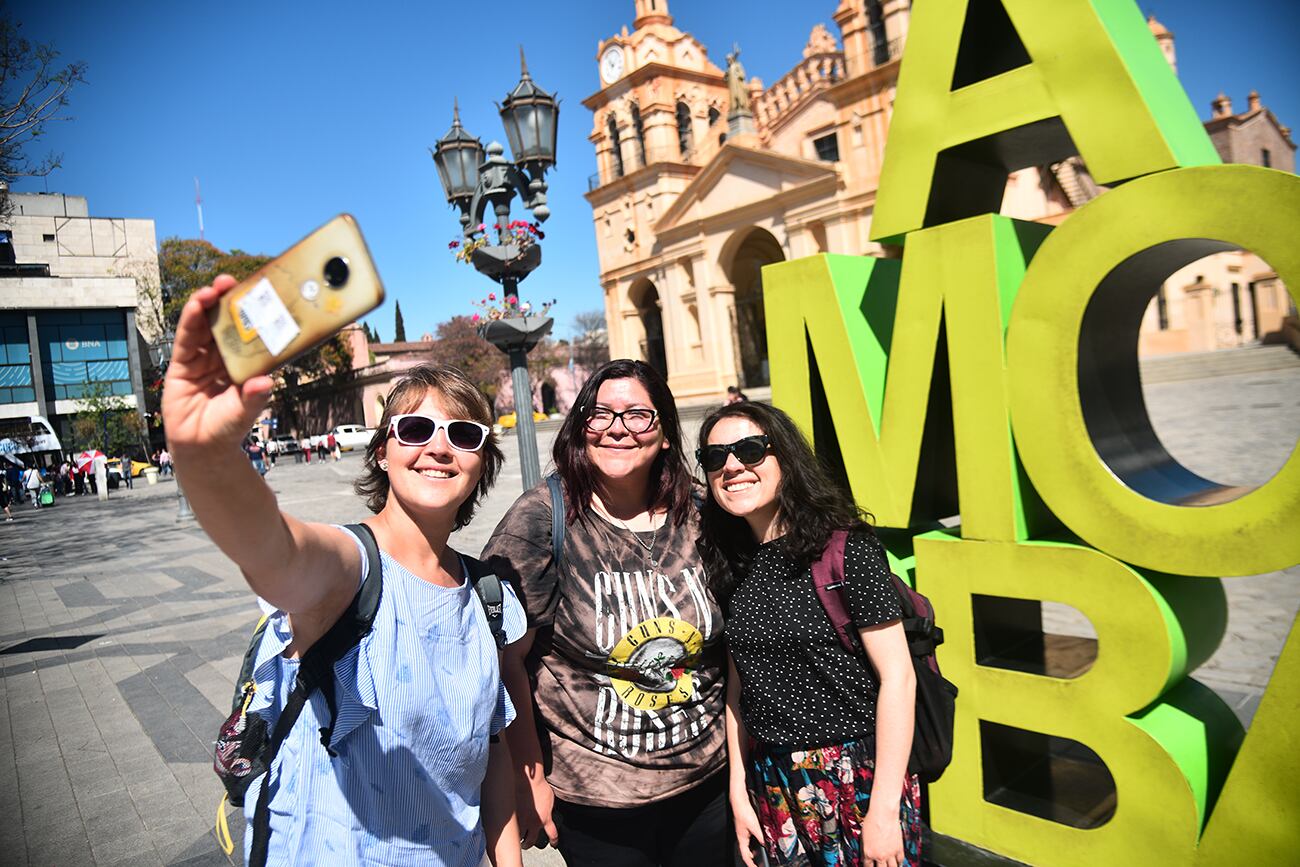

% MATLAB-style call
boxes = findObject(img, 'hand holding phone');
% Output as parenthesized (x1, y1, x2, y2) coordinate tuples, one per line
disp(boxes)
(207, 214, 385, 384)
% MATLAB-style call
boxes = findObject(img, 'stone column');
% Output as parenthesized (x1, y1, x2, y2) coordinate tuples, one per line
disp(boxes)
(833, 0, 872, 78)
(882, 0, 910, 57)
(1181, 278, 1216, 353)
(26, 313, 48, 419)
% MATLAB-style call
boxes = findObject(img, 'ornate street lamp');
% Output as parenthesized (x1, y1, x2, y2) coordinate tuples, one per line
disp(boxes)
(150, 327, 192, 520)
(431, 48, 560, 490)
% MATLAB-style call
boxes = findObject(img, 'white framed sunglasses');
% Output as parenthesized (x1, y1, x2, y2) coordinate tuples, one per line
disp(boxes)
(386, 414, 489, 452)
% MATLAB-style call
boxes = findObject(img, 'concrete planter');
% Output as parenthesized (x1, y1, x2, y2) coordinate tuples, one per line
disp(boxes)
(478, 315, 554, 354)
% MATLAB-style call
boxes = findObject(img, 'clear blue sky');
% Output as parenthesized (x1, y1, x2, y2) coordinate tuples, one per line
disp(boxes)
(11, 0, 1298, 340)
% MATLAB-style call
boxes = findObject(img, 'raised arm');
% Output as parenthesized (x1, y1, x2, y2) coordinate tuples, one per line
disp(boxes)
(162, 276, 360, 631)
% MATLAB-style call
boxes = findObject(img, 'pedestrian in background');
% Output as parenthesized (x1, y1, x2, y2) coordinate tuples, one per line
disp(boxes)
(1, 481, 12, 521)
(23, 464, 42, 508)
(265, 437, 278, 468)
(160, 448, 173, 477)
(483, 358, 731, 867)
(162, 273, 524, 866)
(329, 432, 341, 462)
(120, 453, 134, 489)
(5, 461, 20, 503)
(316, 439, 328, 464)
(245, 438, 267, 476)
(696, 402, 921, 867)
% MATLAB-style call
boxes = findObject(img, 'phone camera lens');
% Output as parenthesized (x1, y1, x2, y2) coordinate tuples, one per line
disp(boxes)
(323, 257, 350, 288)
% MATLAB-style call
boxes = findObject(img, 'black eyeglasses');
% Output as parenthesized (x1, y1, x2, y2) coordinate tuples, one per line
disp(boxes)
(387, 414, 489, 452)
(697, 435, 771, 473)
(584, 406, 659, 434)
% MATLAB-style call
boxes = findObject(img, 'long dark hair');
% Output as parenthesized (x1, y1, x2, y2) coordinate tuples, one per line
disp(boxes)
(551, 359, 695, 526)
(696, 401, 872, 604)
(353, 364, 503, 529)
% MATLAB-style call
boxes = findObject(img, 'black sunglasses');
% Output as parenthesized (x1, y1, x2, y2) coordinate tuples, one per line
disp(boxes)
(387, 414, 489, 452)
(696, 435, 771, 473)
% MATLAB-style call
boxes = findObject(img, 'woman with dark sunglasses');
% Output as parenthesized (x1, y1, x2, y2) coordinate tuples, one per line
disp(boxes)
(481, 359, 730, 867)
(162, 276, 526, 867)
(696, 401, 921, 867)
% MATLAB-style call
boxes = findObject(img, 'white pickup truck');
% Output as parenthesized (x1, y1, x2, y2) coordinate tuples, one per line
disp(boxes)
(312, 424, 374, 452)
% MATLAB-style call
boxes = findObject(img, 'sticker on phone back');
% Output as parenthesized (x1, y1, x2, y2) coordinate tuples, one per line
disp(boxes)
(235, 278, 301, 356)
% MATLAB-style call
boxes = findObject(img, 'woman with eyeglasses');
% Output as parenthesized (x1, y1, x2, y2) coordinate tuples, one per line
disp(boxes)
(696, 402, 921, 867)
(162, 276, 525, 867)
(481, 359, 730, 867)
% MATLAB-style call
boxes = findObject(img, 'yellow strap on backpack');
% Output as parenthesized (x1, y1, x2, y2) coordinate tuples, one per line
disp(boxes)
(215, 793, 235, 855)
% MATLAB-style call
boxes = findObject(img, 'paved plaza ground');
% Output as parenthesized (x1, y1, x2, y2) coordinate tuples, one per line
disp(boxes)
(1, 359, 1297, 865)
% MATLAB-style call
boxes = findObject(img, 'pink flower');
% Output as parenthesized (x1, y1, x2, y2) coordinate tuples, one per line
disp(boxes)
(488, 292, 496, 301)
(472, 313, 480, 322)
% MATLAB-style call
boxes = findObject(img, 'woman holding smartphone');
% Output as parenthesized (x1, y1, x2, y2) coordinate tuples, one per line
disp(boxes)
(163, 275, 525, 867)
(696, 401, 921, 867)
(482, 359, 730, 867)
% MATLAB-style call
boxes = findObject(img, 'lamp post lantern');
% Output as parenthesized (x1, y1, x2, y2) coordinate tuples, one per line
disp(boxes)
(431, 48, 559, 490)
(149, 328, 192, 520)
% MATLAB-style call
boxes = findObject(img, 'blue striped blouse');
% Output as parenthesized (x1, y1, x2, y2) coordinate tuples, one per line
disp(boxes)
(241, 528, 526, 866)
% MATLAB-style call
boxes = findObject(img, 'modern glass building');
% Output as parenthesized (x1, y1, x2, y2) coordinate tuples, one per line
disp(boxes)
(0, 192, 159, 462)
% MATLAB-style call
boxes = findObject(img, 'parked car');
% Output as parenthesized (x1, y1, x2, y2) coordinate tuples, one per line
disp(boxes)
(106, 458, 154, 479)
(331, 425, 374, 452)
(497, 411, 548, 429)
(271, 435, 301, 454)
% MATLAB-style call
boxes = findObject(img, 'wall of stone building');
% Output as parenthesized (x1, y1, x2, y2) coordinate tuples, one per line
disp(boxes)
(1209, 113, 1296, 172)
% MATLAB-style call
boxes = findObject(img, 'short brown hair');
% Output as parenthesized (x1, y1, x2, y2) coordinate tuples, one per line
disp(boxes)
(353, 364, 503, 528)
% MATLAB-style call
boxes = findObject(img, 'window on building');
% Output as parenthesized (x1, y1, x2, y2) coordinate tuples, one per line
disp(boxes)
(1156, 287, 1169, 330)
(1261, 148, 1272, 168)
(608, 114, 624, 178)
(1231, 282, 1243, 335)
(813, 132, 840, 162)
(36, 310, 134, 401)
(630, 103, 646, 167)
(708, 106, 721, 128)
(676, 102, 694, 156)
(42, 233, 55, 243)
(0, 313, 35, 405)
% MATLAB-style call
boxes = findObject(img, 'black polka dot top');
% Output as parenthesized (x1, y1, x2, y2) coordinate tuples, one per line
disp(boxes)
(726, 530, 903, 749)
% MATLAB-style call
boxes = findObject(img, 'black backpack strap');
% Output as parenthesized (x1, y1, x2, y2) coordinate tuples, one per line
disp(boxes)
(345, 523, 384, 626)
(464, 553, 506, 650)
(545, 473, 565, 569)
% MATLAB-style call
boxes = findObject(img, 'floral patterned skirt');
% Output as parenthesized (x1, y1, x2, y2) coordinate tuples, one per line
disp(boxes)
(749, 739, 923, 867)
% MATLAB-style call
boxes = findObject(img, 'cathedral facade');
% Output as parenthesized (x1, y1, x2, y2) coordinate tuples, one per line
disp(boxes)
(584, 1, 1295, 401)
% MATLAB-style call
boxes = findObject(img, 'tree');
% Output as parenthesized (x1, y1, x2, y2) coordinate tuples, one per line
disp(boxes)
(0, 13, 87, 216)
(70, 383, 146, 457)
(426, 315, 503, 406)
(571, 309, 611, 373)
(394, 301, 407, 342)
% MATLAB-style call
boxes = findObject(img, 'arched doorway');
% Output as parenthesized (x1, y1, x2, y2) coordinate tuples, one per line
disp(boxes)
(726, 228, 785, 388)
(630, 279, 668, 378)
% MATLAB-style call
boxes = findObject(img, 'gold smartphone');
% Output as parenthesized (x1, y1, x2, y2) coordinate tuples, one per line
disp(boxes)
(208, 214, 384, 384)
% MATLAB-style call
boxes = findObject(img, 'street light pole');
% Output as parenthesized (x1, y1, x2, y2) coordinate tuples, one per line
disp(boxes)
(431, 49, 559, 491)
(149, 328, 192, 520)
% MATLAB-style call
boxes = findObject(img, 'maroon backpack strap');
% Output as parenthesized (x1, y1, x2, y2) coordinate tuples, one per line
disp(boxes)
(811, 529, 857, 654)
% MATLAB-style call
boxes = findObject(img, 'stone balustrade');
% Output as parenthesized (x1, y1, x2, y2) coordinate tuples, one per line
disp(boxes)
(753, 52, 846, 130)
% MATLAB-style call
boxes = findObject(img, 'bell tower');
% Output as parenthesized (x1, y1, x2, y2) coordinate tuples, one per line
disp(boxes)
(634, 0, 672, 29)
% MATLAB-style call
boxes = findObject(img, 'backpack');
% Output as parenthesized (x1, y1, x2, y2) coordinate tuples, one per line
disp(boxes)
(212, 523, 506, 864)
(811, 529, 958, 784)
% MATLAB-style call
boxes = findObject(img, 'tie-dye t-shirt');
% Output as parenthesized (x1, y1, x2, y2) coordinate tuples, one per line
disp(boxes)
(482, 483, 726, 808)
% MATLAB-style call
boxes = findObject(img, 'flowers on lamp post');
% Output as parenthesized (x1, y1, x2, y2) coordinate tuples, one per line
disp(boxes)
(449, 220, 545, 265)
(470, 294, 557, 322)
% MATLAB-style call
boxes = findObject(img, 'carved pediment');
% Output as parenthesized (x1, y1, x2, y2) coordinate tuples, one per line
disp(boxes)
(656, 143, 837, 231)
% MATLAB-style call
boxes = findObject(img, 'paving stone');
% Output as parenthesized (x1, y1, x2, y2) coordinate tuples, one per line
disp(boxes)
(92, 828, 164, 866)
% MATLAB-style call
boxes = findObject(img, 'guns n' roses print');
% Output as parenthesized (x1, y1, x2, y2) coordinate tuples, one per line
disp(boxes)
(483, 486, 726, 807)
